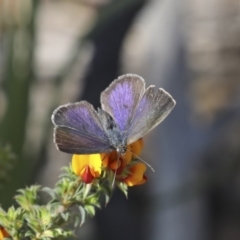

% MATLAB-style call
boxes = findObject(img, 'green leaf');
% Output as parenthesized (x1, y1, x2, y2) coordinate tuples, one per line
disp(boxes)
(42, 187, 56, 200)
(15, 185, 41, 209)
(60, 212, 70, 222)
(78, 206, 86, 226)
(85, 205, 95, 217)
(41, 230, 54, 238)
(117, 182, 128, 198)
(100, 185, 112, 205)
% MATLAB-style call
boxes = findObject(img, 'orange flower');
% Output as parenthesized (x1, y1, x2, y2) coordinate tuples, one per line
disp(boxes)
(0, 226, 10, 239)
(72, 154, 102, 184)
(122, 163, 147, 186)
(101, 138, 144, 173)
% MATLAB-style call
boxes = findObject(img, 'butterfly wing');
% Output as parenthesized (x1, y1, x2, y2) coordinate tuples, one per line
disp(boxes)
(52, 101, 112, 154)
(127, 86, 176, 144)
(100, 74, 145, 137)
(101, 73, 175, 144)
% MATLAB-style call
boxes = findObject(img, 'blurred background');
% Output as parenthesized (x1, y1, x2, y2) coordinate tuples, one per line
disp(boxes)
(1, 0, 240, 239)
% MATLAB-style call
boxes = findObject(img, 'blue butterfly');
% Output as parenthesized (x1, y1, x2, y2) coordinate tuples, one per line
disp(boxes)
(52, 74, 176, 156)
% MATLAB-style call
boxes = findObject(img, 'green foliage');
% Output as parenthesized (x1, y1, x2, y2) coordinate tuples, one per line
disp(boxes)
(0, 166, 126, 239)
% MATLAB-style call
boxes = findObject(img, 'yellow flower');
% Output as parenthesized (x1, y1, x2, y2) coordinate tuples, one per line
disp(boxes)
(0, 226, 10, 239)
(72, 154, 102, 184)
(122, 163, 147, 186)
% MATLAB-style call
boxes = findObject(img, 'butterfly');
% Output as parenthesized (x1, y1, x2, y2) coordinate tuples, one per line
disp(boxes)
(52, 74, 176, 156)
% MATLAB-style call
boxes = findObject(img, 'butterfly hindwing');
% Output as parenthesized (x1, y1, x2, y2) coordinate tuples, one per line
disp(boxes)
(52, 101, 112, 154)
(127, 86, 176, 144)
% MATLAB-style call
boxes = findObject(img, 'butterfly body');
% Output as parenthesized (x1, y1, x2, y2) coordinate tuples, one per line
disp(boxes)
(97, 108, 127, 155)
(52, 74, 176, 156)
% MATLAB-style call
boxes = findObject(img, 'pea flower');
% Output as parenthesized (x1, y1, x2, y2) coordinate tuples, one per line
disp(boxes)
(72, 154, 102, 183)
(71, 139, 147, 186)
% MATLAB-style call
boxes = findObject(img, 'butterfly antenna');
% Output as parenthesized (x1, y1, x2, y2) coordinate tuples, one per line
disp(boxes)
(101, 153, 107, 162)
(127, 149, 155, 172)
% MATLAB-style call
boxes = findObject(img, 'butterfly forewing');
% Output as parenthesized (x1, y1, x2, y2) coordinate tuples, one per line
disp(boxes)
(127, 86, 176, 144)
(52, 101, 112, 154)
(100, 74, 145, 135)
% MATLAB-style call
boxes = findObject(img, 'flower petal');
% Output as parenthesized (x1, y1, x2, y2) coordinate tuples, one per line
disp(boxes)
(130, 138, 144, 156)
(0, 226, 9, 239)
(123, 163, 147, 186)
(124, 149, 132, 165)
(101, 153, 109, 167)
(88, 154, 102, 177)
(80, 165, 95, 183)
(72, 154, 102, 178)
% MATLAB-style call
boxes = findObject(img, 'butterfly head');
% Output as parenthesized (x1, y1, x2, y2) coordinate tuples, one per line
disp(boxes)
(116, 144, 127, 156)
